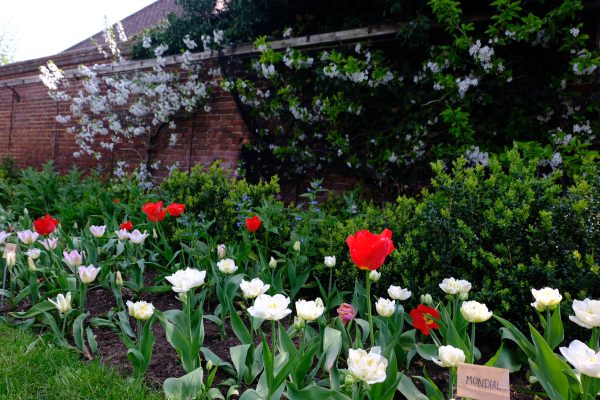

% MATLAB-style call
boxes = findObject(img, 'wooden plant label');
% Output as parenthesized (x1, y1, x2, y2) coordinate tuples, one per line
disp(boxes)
(3, 243, 17, 258)
(456, 363, 510, 400)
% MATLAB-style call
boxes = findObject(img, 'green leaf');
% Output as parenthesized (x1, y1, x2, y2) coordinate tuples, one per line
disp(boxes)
(11, 301, 55, 319)
(230, 344, 251, 383)
(397, 374, 429, 400)
(485, 343, 522, 373)
(163, 366, 204, 400)
(229, 303, 253, 345)
(286, 382, 351, 399)
(494, 315, 535, 359)
(529, 324, 570, 400)
(323, 327, 342, 371)
(72, 311, 88, 352)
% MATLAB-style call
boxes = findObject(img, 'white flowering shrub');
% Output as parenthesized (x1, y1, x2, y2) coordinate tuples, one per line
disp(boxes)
(39, 23, 217, 182)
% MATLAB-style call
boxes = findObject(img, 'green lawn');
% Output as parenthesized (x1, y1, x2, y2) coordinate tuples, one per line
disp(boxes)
(0, 323, 162, 400)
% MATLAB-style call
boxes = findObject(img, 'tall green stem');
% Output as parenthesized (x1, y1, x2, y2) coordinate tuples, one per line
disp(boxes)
(365, 270, 375, 348)
(271, 319, 276, 356)
(80, 283, 87, 313)
(545, 308, 552, 345)
(470, 322, 476, 363)
(590, 327, 600, 352)
(449, 367, 456, 399)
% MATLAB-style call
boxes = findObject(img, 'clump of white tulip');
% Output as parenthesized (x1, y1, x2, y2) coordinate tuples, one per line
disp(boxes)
(240, 278, 269, 299)
(347, 347, 388, 384)
(531, 287, 562, 311)
(388, 285, 411, 301)
(375, 298, 395, 317)
(248, 294, 292, 321)
(433, 345, 466, 368)
(295, 298, 325, 321)
(127, 300, 155, 320)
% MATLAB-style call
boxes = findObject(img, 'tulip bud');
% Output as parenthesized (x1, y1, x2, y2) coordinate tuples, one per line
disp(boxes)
(459, 292, 469, 300)
(369, 270, 381, 282)
(206, 360, 214, 371)
(115, 271, 124, 287)
(153, 228, 158, 239)
(27, 256, 36, 272)
(294, 316, 306, 330)
(324, 256, 336, 268)
(293, 240, 301, 252)
(217, 244, 226, 259)
(344, 373, 355, 389)
(269, 256, 277, 269)
(73, 222, 78, 229)
(420, 293, 433, 305)
(23, 208, 28, 216)
(3, 250, 16, 268)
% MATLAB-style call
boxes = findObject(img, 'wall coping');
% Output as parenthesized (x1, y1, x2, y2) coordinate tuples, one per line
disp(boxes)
(0, 24, 401, 88)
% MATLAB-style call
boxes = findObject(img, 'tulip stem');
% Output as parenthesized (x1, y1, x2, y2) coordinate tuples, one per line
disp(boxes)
(470, 322, 476, 363)
(271, 319, 276, 356)
(80, 283, 87, 313)
(449, 366, 455, 399)
(590, 327, 600, 352)
(545, 308, 552, 345)
(365, 270, 375, 348)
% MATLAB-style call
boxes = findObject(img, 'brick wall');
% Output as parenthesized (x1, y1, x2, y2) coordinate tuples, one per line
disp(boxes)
(0, 49, 250, 179)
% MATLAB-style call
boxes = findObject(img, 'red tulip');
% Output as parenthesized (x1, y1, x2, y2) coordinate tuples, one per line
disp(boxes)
(33, 213, 59, 235)
(410, 304, 440, 336)
(142, 201, 166, 222)
(113, 198, 120, 204)
(245, 215, 262, 232)
(120, 221, 133, 231)
(166, 202, 185, 217)
(345, 229, 394, 270)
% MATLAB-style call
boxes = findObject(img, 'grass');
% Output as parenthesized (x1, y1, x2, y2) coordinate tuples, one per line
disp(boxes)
(0, 323, 163, 400)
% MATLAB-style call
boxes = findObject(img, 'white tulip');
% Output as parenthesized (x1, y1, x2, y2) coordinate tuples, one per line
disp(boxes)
(569, 299, 600, 329)
(166, 268, 206, 293)
(48, 292, 72, 314)
(388, 285, 411, 301)
(78, 265, 100, 284)
(296, 298, 325, 321)
(17, 230, 39, 245)
(348, 347, 388, 385)
(89, 225, 106, 238)
(128, 229, 149, 244)
(40, 237, 59, 250)
(126, 300, 155, 320)
(560, 340, 600, 378)
(293, 240, 301, 252)
(324, 256, 336, 267)
(115, 229, 130, 241)
(240, 278, 269, 299)
(26, 248, 41, 260)
(217, 258, 238, 274)
(217, 244, 226, 259)
(433, 345, 466, 368)
(63, 250, 84, 268)
(369, 270, 381, 282)
(375, 297, 395, 317)
(0, 231, 10, 244)
(439, 277, 472, 296)
(460, 300, 493, 323)
(531, 287, 562, 312)
(248, 294, 292, 321)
